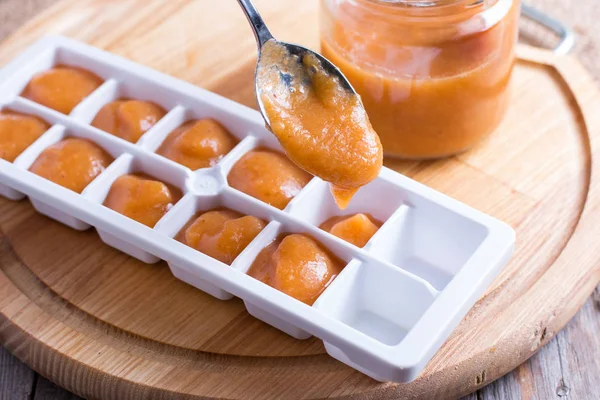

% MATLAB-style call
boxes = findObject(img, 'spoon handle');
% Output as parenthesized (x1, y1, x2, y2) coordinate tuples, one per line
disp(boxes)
(236, 0, 273, 49)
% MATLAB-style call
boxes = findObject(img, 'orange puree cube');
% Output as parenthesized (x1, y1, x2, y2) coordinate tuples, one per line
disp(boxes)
(228, 149, 312, 210)
(178, 209, 266, 265)
(248, 234, 343, 305)
(104, 174, 182, 227)
(320, 213, 381, 248)
(0, 111, 49, 162)
(22, 66, 103, 114)
(157, 119, 237, 170)
(92, 100, 166, 143)
(29, 138, 113, 193)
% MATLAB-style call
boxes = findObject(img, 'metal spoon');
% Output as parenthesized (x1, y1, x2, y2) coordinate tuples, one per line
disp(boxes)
(235, 0, 358, 128)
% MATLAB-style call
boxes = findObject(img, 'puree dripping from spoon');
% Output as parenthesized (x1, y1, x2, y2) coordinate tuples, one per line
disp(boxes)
(237, 0, 383, 209)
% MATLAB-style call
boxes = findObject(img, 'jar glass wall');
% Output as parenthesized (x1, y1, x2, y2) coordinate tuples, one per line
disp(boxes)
(320, 0, 520, 159)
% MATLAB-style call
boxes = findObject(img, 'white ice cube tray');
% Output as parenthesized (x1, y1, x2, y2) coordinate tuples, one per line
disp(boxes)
(0, 36, 515, 383)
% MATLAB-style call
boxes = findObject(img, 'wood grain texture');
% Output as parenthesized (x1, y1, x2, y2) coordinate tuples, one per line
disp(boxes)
(0, 0, 600, 399)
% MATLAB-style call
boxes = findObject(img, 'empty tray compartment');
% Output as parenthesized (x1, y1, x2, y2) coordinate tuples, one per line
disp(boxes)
(369, 193, 490, 291)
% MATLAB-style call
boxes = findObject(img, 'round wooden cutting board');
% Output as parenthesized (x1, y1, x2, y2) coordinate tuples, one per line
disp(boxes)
(2, 1, 600, 399)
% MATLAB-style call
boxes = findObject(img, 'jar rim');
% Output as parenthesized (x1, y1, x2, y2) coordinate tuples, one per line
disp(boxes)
(360, 0, 488, 8)
(349, 0, 510, 22)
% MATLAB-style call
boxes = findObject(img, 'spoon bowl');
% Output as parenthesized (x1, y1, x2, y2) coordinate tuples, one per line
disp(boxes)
(255, 39, 358, 128)
(236, 0, 358, 128)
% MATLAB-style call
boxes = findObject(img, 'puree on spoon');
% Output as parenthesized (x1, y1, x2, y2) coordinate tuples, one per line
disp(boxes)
(257, 40, 383, 209)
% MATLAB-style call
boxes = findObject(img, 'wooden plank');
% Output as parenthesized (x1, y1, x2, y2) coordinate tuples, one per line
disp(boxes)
(520, 335, 565, 399)
(0, 345, 34, 399)
(554, 286, 600, 399)
(461, 372, 522, 400)
(33, 376, 83, 400)
(476, 369, 522, 400)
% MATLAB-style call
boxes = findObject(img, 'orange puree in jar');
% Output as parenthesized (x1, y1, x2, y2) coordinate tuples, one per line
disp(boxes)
(22, 66, 103, 114)
(320, 0, 520, 158)
(248, 234, 343, 305)
(0, 111, 49, 162)
(104, 174, 182, 228)
(92, 99, 167, 143)
(29, 138, 113, 193)
(258, 40, 382, 209)
(227, 149, 312, 210)
(320, 213, 381, 248)
(157, 119, 238, 170)
(177, 208, 266, 265)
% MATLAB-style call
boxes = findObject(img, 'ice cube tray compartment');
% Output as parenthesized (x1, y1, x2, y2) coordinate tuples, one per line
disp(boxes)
(0, 112, 56, 201)
(91, 153, 188, 263)
(368, 190, 491, 291)
(0, 36, 515, 383)
(287, 174, 408, 250)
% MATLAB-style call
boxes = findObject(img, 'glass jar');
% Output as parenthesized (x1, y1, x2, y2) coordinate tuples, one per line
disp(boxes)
(320, 0, 520, 159)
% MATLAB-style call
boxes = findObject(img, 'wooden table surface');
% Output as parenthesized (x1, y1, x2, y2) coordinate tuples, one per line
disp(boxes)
(0, 0, 599, 399)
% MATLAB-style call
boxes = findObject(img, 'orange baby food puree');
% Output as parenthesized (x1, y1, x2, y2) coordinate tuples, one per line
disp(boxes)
(104, 174, 182, 227)
(248, 233, 343, 305)
(227, 148, 312, 210)
(320, 213, 381, 248)
(321, 0, 520, 158)
(92, 99, 166, 143)
(0, 111, 49, 162)
(157, 119, 237, 170)
(29, 138, 113, 193)
(22, 66, 103, 114)
(258, 40, 383, 209)
(178, 208, 266, 265)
